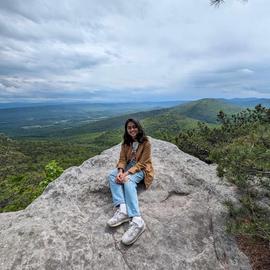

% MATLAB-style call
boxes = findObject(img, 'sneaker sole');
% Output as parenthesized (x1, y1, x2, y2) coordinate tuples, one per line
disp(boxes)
(121, 224, 146, 245)
(107, 217, 131, 228)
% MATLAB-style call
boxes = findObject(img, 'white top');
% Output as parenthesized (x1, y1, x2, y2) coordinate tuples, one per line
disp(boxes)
(131, 141, 139, 161)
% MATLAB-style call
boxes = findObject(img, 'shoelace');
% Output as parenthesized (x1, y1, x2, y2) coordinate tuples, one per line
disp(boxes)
(113, 209, 125, 220)
(126, 221, 139, 237)
(114, 210, 121, 218)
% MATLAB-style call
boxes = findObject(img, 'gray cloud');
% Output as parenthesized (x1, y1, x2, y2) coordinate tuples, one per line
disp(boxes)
(0, 0, 269, 102)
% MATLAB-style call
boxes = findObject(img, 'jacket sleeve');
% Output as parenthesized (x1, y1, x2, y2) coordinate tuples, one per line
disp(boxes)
(116, 144, 127, 170)
(128, 141, 151, 174)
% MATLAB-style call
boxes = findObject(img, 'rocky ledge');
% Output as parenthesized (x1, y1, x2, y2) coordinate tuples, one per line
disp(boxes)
(0, 138, 251, 270)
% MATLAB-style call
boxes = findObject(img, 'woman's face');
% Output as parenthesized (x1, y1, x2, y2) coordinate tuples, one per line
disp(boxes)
(127, 121, 138, 139)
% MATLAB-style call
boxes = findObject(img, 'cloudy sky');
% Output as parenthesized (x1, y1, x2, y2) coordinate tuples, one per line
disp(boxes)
(0, 0, 269, 103)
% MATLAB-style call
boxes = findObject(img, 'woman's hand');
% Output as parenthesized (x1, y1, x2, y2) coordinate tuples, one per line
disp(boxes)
(116, 171, 124, 183)
(116, 171, 129, 184)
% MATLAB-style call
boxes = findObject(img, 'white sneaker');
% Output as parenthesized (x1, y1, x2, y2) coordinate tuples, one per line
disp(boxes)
(121, 221, 145, 245)
(107, 209, 130, 227)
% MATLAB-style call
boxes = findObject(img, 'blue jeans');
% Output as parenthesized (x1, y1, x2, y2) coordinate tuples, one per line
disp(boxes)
(108, 161, 144, 217)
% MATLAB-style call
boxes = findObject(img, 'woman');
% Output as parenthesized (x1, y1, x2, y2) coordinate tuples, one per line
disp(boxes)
(107, 118, 154, 245)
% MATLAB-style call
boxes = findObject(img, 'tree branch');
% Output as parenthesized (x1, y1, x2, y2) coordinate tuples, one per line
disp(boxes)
(210, 0, 248, 6)
(210, 0, 225, 6)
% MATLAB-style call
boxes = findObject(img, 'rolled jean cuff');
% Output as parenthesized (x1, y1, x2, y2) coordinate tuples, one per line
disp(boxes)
(128, 212, 141, 218)
(113, 200, 125, 207)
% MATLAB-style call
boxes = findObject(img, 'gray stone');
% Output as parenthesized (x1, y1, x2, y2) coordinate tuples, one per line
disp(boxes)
(0, 138, 251, 270)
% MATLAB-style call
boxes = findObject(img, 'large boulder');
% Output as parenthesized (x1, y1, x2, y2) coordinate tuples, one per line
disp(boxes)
(0, 138, 251, 270)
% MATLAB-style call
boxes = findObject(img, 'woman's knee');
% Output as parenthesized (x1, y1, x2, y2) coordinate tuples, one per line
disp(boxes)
(108, 168, 118, 183)
(123, 175, 129, 183)
(126, 171, 144, 184)
(123, 175, 136, 187)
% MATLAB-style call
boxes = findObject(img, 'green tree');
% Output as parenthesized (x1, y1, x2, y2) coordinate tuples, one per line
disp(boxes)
(39, 160, 64, 189)
(176, 105, 270, 241)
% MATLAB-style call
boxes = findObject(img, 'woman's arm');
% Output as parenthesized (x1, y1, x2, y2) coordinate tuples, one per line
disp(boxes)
(116, 144, 127, 171)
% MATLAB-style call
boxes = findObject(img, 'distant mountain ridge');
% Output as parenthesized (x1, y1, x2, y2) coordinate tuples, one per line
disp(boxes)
(22, 98, 243, 138)
(0, 98, 267, 138)
(221, 98, 270, 108)
(0, 100, 185, 110)
(0, 101, 185, 137)
(0, 97, 268, 110)
(169, 98, 242, 123)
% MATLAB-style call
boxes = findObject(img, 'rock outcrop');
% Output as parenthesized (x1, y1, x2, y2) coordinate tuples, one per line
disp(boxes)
(0, 138, 251, 270)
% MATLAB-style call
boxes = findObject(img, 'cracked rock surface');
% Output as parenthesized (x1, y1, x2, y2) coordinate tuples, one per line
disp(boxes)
(0, 138, 251, 270)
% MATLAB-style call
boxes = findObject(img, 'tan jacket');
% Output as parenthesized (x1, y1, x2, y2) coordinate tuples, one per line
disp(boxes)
(116, 139, 154, 189)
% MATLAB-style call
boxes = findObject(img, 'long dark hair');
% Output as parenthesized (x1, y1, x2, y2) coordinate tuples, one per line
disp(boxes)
(123, 118, 148, 145)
